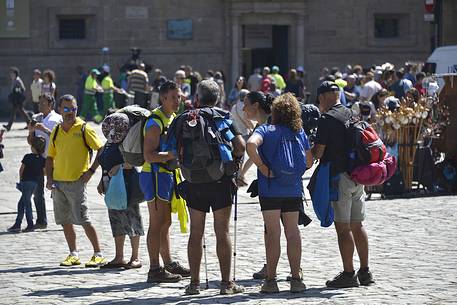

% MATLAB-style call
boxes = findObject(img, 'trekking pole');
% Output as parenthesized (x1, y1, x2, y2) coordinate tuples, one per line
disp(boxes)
(203, 231, 209, 289)
(233, 186, 238, 282)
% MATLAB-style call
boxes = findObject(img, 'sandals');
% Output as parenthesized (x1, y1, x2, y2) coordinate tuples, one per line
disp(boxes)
(125, 259, 142, 269)
(100, 261, 127, 269)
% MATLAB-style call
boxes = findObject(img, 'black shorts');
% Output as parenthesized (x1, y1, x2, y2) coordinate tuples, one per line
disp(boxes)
(259, 197, 302, 213)
(185, 176, 236, 213)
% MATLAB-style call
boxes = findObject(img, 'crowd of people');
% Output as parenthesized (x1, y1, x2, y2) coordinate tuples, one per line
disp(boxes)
(2, 58, 433, 297)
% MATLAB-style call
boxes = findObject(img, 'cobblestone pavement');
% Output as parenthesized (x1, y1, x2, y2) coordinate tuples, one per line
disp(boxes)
(0, 123, 456, 304)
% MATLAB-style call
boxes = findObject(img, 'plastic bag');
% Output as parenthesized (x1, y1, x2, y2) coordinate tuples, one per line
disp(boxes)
(104, 165, 128, 210)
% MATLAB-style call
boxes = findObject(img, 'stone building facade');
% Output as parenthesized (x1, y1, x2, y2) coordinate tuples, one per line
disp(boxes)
(0, 0, 441, 113)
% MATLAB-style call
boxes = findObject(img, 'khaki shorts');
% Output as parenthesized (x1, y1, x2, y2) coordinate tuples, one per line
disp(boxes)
(331, 173, 365, 223)
(52, 180, 91, 225)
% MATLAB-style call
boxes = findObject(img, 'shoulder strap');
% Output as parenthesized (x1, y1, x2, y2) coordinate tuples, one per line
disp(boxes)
(52, 124, 60, 146)
(81, 123, 93, 159)
(149, 113, 166, 135)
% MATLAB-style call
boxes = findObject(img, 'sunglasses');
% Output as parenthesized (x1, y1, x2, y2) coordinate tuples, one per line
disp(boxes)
(63, 107, 77, 113)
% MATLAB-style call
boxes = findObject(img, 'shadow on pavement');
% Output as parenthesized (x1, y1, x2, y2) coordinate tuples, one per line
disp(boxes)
(0, 266, 61, 274)
(88, 287, 343, 305)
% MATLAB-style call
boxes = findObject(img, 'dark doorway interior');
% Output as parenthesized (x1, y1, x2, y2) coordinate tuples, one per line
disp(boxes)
(242, 25, 289, 77)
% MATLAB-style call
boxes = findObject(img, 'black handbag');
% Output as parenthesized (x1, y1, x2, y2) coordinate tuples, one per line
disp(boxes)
(124, 168, 145, 205)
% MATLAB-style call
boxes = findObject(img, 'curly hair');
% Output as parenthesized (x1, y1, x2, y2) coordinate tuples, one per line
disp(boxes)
(271, 93, 302, 133)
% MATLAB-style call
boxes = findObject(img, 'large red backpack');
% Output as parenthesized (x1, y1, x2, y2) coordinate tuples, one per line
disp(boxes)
(326, 108, 386, 169)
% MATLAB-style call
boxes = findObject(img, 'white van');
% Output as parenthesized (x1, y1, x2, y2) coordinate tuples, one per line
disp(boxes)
(424, 45, 457, 90)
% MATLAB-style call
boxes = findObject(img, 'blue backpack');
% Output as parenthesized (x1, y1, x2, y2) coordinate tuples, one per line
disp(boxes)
(270, 129, 307, 186)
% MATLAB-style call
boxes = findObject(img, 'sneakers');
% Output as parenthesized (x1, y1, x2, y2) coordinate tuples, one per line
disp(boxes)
(7, 225, 21, 233)
(85, 255, 107, 268)
(184, 281, 201, 295)
(357, 268, 375, 286)
(147, 267, 182, 283)
(60, 255, 81, 267)
(260, 278, 279, 293)
(326, 271, 359, 288)
(253, 264, 267, 280)
(164, 261, 191, 277)
(220, 281, 245, 295)
(290, 277, 306, 293)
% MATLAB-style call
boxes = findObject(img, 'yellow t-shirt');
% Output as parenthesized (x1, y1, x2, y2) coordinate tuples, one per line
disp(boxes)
(85, 75, 98, 92)
(48, 118, 103, 181)
(142, 108, 176, 173)
(102, 76, 114, 91)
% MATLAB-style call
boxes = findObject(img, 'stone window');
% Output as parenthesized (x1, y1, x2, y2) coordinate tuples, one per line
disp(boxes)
(58, 18, 86, 40)
(374, 16, 399, 38)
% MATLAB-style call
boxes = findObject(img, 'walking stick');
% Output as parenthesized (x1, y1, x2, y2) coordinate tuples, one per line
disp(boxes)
(203, 231, 209, 289)
(233, 185, 238, 282)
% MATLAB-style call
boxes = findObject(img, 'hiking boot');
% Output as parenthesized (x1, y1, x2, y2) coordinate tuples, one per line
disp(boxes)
(164, 261, 190, 277)
(33, 223, 47, 230)
(220, 281, 245, 295)
(260, 278, 279, 293)
(147, 267, 182, 283)
(22, 226, 35, 233)
(286, 268, 303, 281)
(326, 271, 359, 288)
(184, 281, 201, 295)
(253, 264, 267, 280)
(357, 268, 375, 286)
(7, 225, 21, 233)
(290, 277, 306, 293)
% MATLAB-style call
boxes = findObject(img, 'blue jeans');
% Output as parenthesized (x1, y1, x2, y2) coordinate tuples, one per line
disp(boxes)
(33, 176, 47, 225)
(15, 181, 37, 227)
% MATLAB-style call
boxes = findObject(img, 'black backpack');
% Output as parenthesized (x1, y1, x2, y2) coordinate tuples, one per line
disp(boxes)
(170, 107, 234, 183)
(52, 123, 93, 160)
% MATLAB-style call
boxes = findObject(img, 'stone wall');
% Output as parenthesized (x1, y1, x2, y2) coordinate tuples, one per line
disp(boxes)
(0, 0, 435, 115)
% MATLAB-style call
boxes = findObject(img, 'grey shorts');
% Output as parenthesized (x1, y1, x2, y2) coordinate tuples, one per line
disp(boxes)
(108, 204, 144, 237)
(52, 180, 90, 225)
(331, 173, 365, 223)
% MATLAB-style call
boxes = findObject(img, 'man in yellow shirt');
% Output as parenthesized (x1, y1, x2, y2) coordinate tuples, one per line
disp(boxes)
(270, 66, 286, 91)
(46, 94, 106, 268)
(81, 68, 103, 123)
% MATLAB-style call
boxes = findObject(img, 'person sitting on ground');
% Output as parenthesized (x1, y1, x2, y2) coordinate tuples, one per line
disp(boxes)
(247, 93, 312, 293)
(98, 113, 144, 269)
(7, 136, 46, 233)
